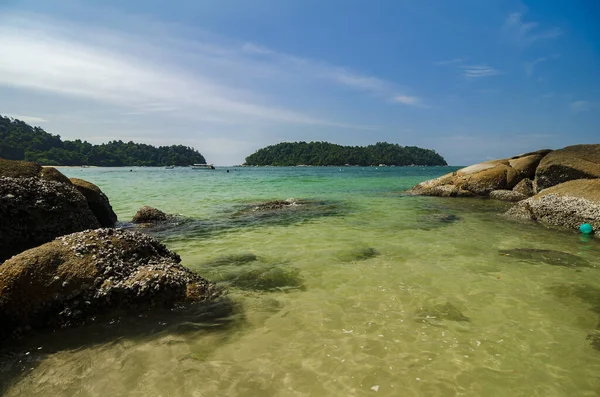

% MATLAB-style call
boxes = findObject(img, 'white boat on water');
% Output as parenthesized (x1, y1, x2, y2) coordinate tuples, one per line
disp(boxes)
(190, 163, 215, 170)
(165, 165, 175, 169)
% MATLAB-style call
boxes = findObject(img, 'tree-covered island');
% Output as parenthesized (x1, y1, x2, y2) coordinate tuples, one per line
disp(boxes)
(0, 115, 206, 166)
(244, 141, 447, 166)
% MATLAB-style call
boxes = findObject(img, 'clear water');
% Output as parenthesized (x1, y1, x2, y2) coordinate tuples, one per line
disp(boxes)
(2, 166, 600, 396)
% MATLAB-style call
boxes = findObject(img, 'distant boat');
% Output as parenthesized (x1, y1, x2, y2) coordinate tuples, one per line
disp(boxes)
(190, 164, 215, 170)
(165, 165, 175, 169)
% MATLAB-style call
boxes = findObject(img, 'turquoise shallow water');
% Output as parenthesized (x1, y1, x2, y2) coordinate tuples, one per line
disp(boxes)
(2, 166, 600, 396)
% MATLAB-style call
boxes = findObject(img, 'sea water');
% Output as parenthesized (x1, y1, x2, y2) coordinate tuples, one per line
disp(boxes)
(2, 166, 600, 396)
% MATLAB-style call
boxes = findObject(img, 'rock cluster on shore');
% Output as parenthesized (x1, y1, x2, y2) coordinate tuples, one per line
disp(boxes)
(408, 144, 600, 232)
(0, 158, 225, 340)
(0, 159, 108, 262)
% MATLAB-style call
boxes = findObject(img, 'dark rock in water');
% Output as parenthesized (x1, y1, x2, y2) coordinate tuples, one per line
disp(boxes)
(428, 213, 460, 223)
(0, 176, 100, 262)
(499, 248, 591, 268)
(547, 283, 600, 352)
(131, 199, 343, 243)
(416, 302, 470, 323)
(203, 253, 259, 267)
(217, 266, 304, 292)
(548, 283, 600, 314)
(70, 178, 117, 227)
(0, 228, 224, 339)
(232, 198, 342, 227)
(252, 199, 301, 211)
(414, 213, 460, 230)
(587, 332, 600, 351)
(338, 247, 380, 262)
(132, 205, 169, 223)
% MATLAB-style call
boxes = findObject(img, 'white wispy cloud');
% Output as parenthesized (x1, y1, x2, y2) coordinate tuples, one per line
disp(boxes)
(461, 65, 504, 79)
(240, 41, 423, 106)
(525, 54, 560, 78)
(392, 95, 427, 108)
(0, 13, 415, 132)
(571, 100, 592, 112)
(241, 42, 274, 55)
(504, 12, 562, 46)
(436, 58, 503, 81)
(0, 32, 319, 126)
(525, 57, 547, 77)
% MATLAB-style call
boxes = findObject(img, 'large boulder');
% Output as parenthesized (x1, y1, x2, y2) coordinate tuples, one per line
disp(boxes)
(132, 205, 168, 223)
(70, 178, 117, 227)
(535, 145, 600, 192)
(408, 150, 551, 197)
(0, 176, 100, 262)
(0, 228, 222, 337)
(505, 179, 600, 230)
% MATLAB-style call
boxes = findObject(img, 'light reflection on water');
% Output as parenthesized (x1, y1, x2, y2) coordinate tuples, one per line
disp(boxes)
(2, 166, 600, 396)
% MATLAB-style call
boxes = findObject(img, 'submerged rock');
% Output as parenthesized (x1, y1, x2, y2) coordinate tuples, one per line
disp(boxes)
(70, 178, 117, 227)
(252, 199, 302, 211)
(132, 205, 169, 223)
(416, 302, 470, 323)
(203, 253, 259, 267)
(548, 283, 600, 351)
(416, 213, 460, 228)
(0, 229, 223, 338)
(216, 265, 305, 292)
(535, 144, 600, 191)
(588, 332, 600, 351)
(233, 198, 342, 226)
(548, 283, 600, 313)
(505, 179, 600, 231)
(337, 247, 380, 262)
(499, 248, 591, 268)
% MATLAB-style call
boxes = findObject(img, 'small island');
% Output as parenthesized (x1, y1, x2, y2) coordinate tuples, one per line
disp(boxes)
(244, 141, 447, 166)
(0, 115, 207, 167)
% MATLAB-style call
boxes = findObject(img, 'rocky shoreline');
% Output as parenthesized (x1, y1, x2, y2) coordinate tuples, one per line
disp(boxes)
(1, 148, 598, 346)
(0, 158, 228, 341)
(408, 144, 600, 233)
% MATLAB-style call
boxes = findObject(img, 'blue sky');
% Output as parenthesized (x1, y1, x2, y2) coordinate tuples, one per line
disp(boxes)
(0, 0, 598, 165)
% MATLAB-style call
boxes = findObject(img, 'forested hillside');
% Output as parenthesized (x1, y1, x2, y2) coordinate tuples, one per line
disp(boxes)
(244, 141, 447, 166)
(0, 115, 206, 166)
